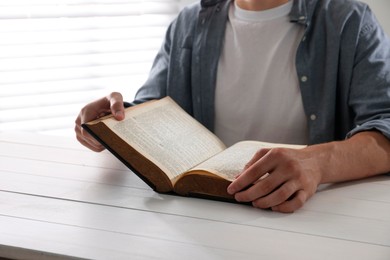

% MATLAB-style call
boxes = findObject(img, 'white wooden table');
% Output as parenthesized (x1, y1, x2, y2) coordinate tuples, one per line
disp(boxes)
(0, 132, 389, 260)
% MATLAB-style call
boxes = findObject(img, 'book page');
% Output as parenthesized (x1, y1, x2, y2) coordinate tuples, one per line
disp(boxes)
(104, 98, 226, 180)
(190, 141, 305, 181)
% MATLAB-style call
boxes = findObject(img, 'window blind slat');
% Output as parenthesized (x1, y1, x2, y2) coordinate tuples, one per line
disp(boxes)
(1, 27, 167, 45)
(1, 91, 107, 111)
(0, 39, 164, 59)
(0, 3, 178, 18)
(0, 75, 146, 97)
(0, 63, 153, 85)
(0, 0, 177, 5)
(0, 51, 157, 72)
(0, 16, 175, 33)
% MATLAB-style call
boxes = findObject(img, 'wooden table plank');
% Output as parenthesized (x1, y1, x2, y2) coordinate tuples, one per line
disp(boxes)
(1, 156, 147, 190)
(0, 132, 83, 150)
(1, 193, 390, 260)
(1, 170, 390, 247)
(0, 216, 255, 260)
(0, 141, 128, 172)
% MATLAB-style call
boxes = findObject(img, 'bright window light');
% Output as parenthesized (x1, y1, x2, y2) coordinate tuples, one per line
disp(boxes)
(0, 0, 179, 136)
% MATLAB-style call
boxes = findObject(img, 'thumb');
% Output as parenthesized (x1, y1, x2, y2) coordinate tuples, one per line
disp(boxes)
(108, 92, 125, 121)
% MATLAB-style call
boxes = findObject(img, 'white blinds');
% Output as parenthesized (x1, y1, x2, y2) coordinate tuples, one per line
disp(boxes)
(0, 0, 179, 136)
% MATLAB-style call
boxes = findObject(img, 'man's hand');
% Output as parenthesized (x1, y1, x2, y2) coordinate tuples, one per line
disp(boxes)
(227, 146, 322, 213)
(227, 131, 390, 213)
(75, 92, 125, 152)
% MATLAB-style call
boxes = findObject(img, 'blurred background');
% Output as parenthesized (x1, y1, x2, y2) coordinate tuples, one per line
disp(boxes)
(0, 0, 389, 137)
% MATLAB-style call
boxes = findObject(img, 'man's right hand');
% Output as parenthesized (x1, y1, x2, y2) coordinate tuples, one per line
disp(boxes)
(75, 92, 126, 152)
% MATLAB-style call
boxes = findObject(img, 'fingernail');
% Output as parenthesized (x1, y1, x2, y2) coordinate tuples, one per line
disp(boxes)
(115, 111, 124, 119)
(227, 185, 234, 195)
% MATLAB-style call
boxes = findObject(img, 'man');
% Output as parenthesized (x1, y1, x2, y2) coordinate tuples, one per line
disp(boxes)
(75, 0, 390, 213)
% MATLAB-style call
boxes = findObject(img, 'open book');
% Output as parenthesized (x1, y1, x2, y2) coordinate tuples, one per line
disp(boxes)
(82, 97, 305, 202)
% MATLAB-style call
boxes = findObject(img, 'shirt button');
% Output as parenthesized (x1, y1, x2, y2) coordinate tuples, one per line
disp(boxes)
(310, 114, 317, 121)
(301, 76, 308, 82)
(302, 36, 306, 42)
(299, 16, 306, 20)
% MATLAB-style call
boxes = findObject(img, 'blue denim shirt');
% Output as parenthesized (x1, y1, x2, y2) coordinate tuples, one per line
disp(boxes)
(133, 0, 390, 145)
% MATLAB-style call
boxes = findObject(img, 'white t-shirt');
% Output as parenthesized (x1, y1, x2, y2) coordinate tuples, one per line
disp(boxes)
(214, 1, 309, 146)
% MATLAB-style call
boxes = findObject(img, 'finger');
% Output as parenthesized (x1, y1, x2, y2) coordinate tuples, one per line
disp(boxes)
(234, 171, 285, 202)
(108, 92, 125, 120)
(242, 148, 270, 171)
(76, 133, 104, 152)
(75, 124, 105, 151)
(271, 190, 308, 213)
(251, 180, 298, 209)
(75, 114, 105, 151)
(227, 149, 276, 194)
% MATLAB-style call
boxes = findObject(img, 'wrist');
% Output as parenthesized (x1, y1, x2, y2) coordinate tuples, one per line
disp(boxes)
(307, 131, 390, 184)
(303, 142, 338, 184)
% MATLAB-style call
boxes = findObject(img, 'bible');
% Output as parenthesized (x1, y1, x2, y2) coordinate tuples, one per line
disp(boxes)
(82, 97, 304, 202)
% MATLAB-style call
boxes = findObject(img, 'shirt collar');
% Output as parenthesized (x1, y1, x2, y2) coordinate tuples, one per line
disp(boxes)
(290, 0, 316, 26)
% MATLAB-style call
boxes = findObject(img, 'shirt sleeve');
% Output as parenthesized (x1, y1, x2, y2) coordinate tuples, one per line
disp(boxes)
(128, 19, 177, 106)
(347, 6, 390, 140)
